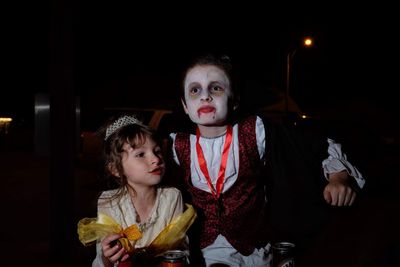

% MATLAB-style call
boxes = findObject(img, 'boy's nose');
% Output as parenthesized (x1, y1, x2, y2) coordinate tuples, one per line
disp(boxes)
(200, 91, 212, 102)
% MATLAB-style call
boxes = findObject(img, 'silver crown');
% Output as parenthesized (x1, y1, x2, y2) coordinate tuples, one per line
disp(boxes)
(104, 115, 143, 140)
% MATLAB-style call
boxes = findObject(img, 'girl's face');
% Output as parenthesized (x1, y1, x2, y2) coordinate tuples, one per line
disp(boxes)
(182, 65, 232, 126)
(118, 136, 164, 189)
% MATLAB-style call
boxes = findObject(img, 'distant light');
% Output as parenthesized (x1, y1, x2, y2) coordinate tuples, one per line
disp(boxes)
(301, 115, 308, 119)
(0, 117, 12, 122)
(0, 117, 12, 134)
(304, 38, 313, 47)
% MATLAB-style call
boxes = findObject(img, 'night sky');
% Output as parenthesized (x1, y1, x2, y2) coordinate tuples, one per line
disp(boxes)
(3, 3, 399, 135)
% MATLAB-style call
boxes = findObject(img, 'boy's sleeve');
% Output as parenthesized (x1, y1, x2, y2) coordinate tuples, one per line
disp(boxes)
(322, 138, 365, 188)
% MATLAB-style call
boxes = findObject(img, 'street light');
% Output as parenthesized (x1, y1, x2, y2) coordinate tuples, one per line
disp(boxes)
(285, 36, 313, 120)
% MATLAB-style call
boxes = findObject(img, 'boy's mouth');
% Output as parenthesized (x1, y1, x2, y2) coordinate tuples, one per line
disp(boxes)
(197, 106, 216, 116)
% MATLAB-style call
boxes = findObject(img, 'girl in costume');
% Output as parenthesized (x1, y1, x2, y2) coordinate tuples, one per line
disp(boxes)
(169, 54, 365, 266)
(92, 115, 184, 267)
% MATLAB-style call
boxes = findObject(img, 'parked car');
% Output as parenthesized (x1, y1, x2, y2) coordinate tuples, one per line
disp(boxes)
(79, 107, 192, 164)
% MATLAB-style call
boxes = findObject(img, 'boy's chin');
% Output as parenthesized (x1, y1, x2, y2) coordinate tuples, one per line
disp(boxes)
(203, 118, 227, 126)
(195, 117, 227, 126)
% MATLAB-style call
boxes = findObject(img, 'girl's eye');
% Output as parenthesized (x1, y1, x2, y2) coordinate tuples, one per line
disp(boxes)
(154, 148, 162, 155)
(135, 152, 145, 158)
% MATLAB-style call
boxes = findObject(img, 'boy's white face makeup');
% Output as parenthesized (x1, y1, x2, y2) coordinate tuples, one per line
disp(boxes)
(182, 65, 232, 126)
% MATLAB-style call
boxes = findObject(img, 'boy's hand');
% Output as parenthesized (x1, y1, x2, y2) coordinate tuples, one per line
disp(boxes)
(323, 170, 357, 206)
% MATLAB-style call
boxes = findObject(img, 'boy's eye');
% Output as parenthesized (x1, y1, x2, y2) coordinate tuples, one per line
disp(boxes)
(210, 84, 225, 96)
(211, 85, 224, 92)
(189, 87, 201, 95)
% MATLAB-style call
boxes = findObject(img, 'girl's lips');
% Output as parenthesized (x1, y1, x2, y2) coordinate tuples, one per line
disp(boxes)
(197, 106, 216, 114)
(149, 168, 163, 175)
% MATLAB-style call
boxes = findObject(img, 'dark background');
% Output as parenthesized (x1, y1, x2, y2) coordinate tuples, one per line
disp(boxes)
(1, 2, 399, 267)
(3, 3, 399, 134)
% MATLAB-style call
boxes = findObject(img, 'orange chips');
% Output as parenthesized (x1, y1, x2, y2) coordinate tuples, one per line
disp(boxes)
(123, 224, 142, 241)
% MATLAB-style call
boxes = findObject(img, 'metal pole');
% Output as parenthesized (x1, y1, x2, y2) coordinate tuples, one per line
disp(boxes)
(49, 0, 77, 265)
(285, 48, 297, 121)
(285, 52, 290, 120)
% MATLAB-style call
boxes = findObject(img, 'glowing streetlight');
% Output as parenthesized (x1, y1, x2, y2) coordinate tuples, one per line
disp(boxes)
(285, 36, 313, 120)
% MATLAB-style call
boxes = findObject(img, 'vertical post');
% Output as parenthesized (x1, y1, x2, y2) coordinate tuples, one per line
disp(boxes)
(34, 93, 50, 156)
(49, 0, 77, 265)
(285, 37, 313, 122)
(285, 49, 297, 121)
(285, 53, 291, 120)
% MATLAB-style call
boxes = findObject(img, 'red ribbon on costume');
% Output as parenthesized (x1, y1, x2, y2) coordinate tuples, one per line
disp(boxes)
(195, 125, 233, 199)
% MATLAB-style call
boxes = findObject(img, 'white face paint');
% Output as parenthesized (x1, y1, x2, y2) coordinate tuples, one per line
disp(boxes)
(182, 65, 232, 127)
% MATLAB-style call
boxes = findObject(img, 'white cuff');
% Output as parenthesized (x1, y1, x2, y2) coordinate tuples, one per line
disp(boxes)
(322, 138, 365, 188)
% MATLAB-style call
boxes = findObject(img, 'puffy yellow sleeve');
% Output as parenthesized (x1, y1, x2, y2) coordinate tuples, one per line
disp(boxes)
(77, 212, 141, 253)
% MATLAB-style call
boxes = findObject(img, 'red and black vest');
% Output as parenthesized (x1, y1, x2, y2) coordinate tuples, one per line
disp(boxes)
(174, 116, 269, 255)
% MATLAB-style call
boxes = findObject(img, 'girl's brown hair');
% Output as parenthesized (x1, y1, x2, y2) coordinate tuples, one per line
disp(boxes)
(100, 115, 161, 200)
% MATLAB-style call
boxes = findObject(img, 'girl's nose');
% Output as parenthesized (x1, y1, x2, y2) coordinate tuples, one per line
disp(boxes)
(151, 153, 162, 165)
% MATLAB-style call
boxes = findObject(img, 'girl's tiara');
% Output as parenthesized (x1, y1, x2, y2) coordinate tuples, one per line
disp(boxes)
(104, 115, 143, 140)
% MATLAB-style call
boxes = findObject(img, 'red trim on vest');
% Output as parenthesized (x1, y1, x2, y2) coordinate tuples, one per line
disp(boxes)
(174, 116, 269, 255)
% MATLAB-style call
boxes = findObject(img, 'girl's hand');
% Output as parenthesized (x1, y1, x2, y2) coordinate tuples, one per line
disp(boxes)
(101, 233, 130, 265)
(323, 170, 357, 206)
